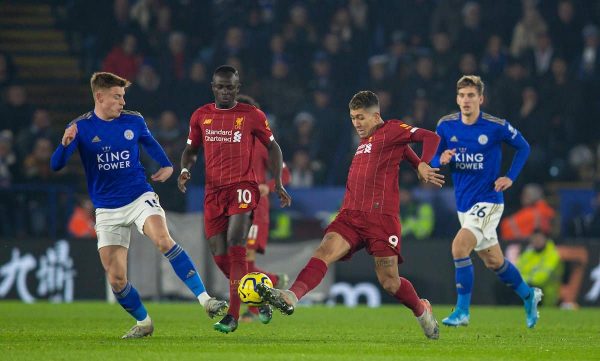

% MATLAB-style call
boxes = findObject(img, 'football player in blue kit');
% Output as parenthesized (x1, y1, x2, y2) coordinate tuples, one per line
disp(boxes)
(432, 75, 543, 328)
(50, 72, 227, 338)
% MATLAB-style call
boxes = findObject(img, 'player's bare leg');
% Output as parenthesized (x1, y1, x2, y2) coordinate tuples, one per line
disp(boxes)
(375, 255, 439, 340)
(213, 212, 252, 333)
(257, 232, 348, 315)
(100, 245, 153, 339)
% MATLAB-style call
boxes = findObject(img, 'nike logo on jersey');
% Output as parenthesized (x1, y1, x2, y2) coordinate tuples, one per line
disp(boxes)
(92, 136, 101, 143)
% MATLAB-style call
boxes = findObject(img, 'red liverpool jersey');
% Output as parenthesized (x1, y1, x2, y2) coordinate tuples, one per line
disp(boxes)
(342, 120, 423, 216)
(187, 102, 274, 189)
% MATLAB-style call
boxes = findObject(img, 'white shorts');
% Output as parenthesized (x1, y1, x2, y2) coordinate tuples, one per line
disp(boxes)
(95, 192, 165, 250)
(457, 202, 504, 252)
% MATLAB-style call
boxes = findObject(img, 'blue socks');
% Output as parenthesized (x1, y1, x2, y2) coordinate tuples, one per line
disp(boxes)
(164, 243, 206, 297)
(495, 259, 531, 300)
(454, 257, 474, 310)
(113, 282, 147, 321)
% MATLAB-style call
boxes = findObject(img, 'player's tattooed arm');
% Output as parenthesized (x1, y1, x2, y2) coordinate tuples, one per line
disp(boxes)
(178, 145, 200, 193)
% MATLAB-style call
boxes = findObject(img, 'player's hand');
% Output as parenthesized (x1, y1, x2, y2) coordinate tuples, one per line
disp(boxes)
(440, 148, 456, 165)
(275, 184, 292, 207)
(61, 124, 78, 146)
(258, 183, 270, 197)
(417, 162, 445, 187)
(151, 166, 173, 182)
(494, 176, 513, 192)
(178, 169, 191, 193)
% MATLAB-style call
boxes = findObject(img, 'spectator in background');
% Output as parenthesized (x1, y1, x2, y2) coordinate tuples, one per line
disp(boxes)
(15, 109, 58, 160)
(171, 60, 212, 118)
(457, 2, 487, 55)
(489, 57, 529, 120)
(153, 110, 183, 161)
(160, 32, 189, 85)
(400, 187, 434, 241)
(0, 51, 16, 90)
(308, 51, 336, 95)
(431, 32, 458, 84)
(0, 131, 17, 238)
(511, 1, 548, 57)
(386, 31, 411, 81)
(283, 111, 321, 163)
(213, 26, 248, 67)
(126, 64, 163, 117)
(0, 84, 35, 137)
(500, 183, 555, 242)
(481, 35, 508, 82)
(261, 59, 303, 125)
(102, 33, 143, 80)
(0, 131, 17, 187)
(289, 148, 316, 188)
(23, 138, 56, 183)
(68, 196, 96, 239)
(523, 31, 556, 78)
(576, 25, 600, 137)
(549, 0, 582, 64)
(517, 229, 563, 306)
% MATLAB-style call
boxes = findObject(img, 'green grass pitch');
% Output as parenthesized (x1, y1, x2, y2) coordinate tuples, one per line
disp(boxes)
(1, 301, 599, 361)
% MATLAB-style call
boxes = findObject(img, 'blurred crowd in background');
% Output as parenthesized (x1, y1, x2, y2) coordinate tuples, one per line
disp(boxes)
(1, 0, 600, 243)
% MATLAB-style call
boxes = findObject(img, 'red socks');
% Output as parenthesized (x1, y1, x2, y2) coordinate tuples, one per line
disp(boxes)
(228, 246, 247, 320)
(289, 257, 328, 300)
(247, 260, 279, 286)
(213, 254, 230, 278)
(394, 277, 424, 316)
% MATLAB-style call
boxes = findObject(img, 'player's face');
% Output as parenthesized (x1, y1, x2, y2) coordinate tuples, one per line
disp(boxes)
(212, 74, 240, 109)
(350, 107, 381, 138)
(97, 86, 125, 119)
(456, 86, 483, 116)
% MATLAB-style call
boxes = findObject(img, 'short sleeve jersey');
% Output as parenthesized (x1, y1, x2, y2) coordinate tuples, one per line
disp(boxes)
(341, 120, 420, 216)
(187, 102, 274, 189)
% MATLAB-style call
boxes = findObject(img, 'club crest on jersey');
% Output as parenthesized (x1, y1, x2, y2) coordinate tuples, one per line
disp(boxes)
(124, 129, 134, 140)
(478, 134, 488, 145)
(234, 117, 244, 129)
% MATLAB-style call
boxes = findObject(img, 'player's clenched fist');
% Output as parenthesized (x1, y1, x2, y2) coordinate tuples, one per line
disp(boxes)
(61, 124, 78, 146)
(440, 148, 456, 165)
(178, 169, 191, 193)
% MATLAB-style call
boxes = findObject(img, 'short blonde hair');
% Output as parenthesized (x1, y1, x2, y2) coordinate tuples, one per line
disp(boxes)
(90, 72, 131, 94)
(457, 75, 484, 95)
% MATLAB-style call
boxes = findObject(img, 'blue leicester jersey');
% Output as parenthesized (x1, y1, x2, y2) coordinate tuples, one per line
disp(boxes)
(50, 110, 172, 209)
(432, 111, 530, 212)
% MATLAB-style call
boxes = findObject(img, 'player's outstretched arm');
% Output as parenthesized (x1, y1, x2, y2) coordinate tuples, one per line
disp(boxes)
(178, 145, 200, 193)
(267, 140, 291, 207)
(151, 166, 173, 182)
(50, 124, 78, 171)
(417, 162, 445, 188)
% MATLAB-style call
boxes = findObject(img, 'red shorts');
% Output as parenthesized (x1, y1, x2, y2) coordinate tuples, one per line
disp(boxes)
(325, 209, 403, 263)
(204, 181, 259, 239)
(247, 196, 269, 253)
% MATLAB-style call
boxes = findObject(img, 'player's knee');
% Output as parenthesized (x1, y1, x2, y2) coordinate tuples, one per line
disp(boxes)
(484, 257, 504, 270)
(313, 245, 337, 264)
(379, 277, 400, 294)
(108, 274, 127, 291)
(154, 234, 174, 253)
